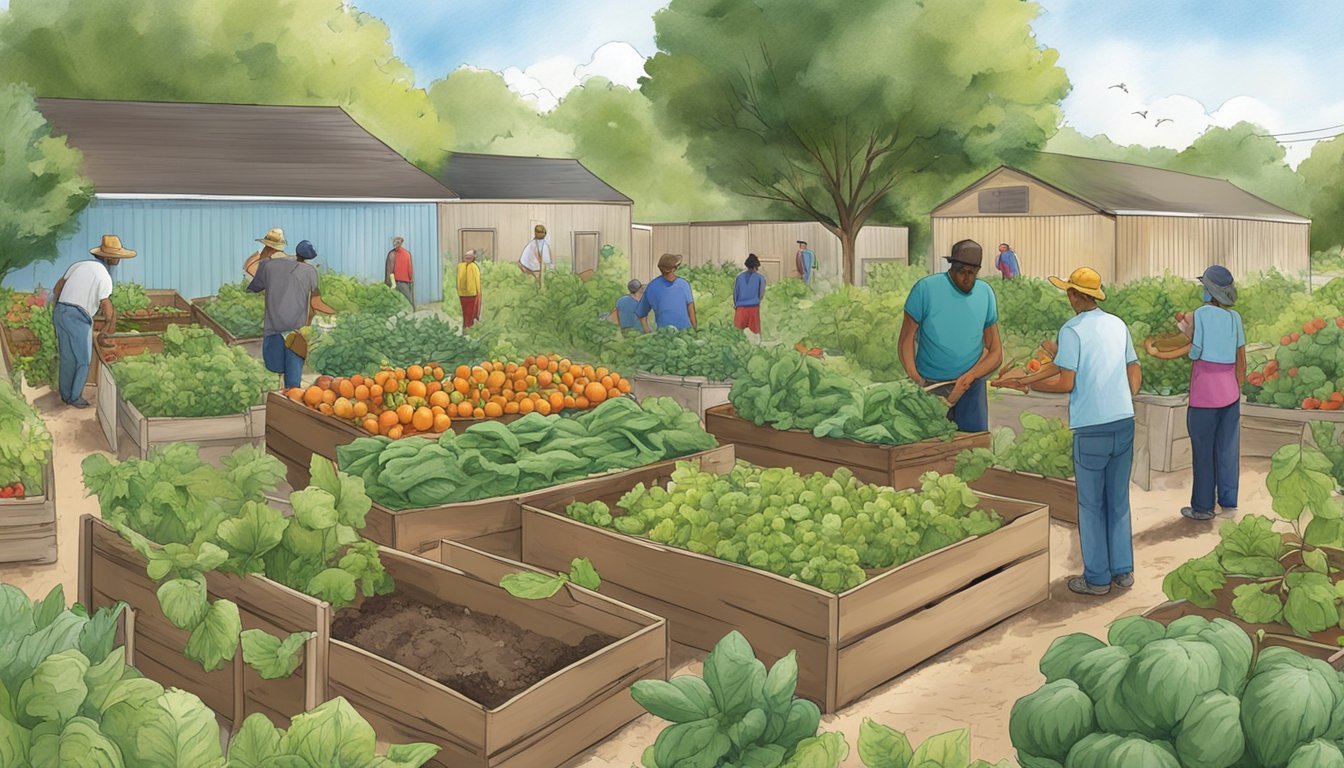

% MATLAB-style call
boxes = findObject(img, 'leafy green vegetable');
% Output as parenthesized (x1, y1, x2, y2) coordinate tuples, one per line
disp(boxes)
(198, 281, 264, 339)
(308, 312, 484, 377)
(240, 630, 313, 680)
(317, 271, 409, 317)
(632, 325, 753, 381)
(111, 325, 273, 417)
(954, 412, 1072, 482)
(0, 376, 51, 495)
(109, 282, 151, 317)
(857, 720, 1010, 768)
(568, 463, 999, 593)
(500, 558, 602, 599)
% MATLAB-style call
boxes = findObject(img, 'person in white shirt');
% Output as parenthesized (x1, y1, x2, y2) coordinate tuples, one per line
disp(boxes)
(517, 224, 553, 286)
(51, 234, 136, 407)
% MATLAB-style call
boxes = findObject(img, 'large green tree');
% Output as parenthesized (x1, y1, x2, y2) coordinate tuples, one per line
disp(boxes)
(427, 68, 570, 158)
(641, 0, 1070, 282)
(0, 0, 446, 166)
(0, 83, 93, 282)
(1300, 136, 1344, 253)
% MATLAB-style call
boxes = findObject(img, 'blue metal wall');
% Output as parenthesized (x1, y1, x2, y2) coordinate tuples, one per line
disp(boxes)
(4, 199, 442, 302)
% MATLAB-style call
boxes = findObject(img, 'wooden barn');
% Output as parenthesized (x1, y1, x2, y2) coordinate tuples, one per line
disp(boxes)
(630, 221, 909, 285)
(930, 153, 1311, 283)
(436, 152, 632, 274)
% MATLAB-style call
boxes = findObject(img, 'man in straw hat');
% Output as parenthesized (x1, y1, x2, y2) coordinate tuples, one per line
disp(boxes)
(385, 236, 415, 309)
(51, 234, 136, 407)
(518, 224, 553, 286)
(899, 239, 1002, 432)
(243, 228, 288, 279)
(1015, 266, 1142, 596)
(637, 253, 697, 332)
(247, 239, 336, 389)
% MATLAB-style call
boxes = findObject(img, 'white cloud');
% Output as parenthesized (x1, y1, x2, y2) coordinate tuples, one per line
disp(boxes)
(502, 42, 649, 112)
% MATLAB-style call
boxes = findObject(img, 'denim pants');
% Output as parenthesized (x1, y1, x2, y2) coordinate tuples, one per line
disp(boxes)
(946, 377, 988, 433)
(1074, 418, 1136, 587)
(53, 302, 93, 402)
(262, 334, 305, 389)
(1188, 401, 1240, 513)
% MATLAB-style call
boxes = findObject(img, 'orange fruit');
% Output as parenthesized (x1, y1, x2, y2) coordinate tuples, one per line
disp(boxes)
(321, 389, 337, 406)
(526, 375, 538, 389)
(473, 407, 486, 419)
(429, 391, 451, 408)
(333, 397, 354, 419)
(504, 401, 519, 414)
(287, 387, 304, 402)
(535, 355, 550, 370)
(561, 372, 574, 387)
(396, 404, 414, 424)
(524, 355, 536, 367)
(318, 403, 334, 415)
(607, 385, 621, 400)
(408, 364, 424, 381)
(455, 365, 470, 379)
(586, 382, 608, 403)
(518, 398, 535, 414)
(454, 377, 471, 395)
(362, 417, 380, 435)
(433, 413, 452, 433)
(486, 370, 507, 390)
(575, 396, 590, 410)
(564, 395, 576, 409)
(484, 401, 504, 418)
(559, 358, 572, 370)
(537, 370, 553, 387)
(412, 406, 434, 431)
(315, 375, 334, 389)
(426, 381, 442, 395)
(596, 367, 609, 379)
(337, 379, 355, 399)
(353, 401, 369, 419)
(471, 366, 488, 384)
(378, 410, 399, 429)
(387, 425, 403, 440)
(303, 386, 324, 407)
(617, 379, 631, 394)
(536, 400, 552, 416)
(374, 370, 390, 386)
(548, 360, 559, 373)
(369, 384, 383, 399)
(383, 378, 400, 394)
(457, 402, 474, 418)
(352, 384, 369, 401)
(549, 392, 565, 411)
(506, 362, 519, 374)
(406, 380, 427, 399)
(600, 375, 614, 389)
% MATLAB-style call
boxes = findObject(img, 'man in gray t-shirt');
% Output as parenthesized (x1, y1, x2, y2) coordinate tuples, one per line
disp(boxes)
(247, 240, 335, 388)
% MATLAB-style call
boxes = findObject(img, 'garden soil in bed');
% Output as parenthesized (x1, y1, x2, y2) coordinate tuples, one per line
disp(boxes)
(331, 593, 615, 708)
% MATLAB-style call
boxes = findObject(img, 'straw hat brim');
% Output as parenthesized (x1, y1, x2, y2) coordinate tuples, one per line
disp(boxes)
(1049, 276, 1105, 300)
(90, 246, 136, 259)
(257, 237, 287, 250)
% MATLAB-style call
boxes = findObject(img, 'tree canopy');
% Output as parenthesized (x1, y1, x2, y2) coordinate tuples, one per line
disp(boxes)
(1300, 136, 1344, 254)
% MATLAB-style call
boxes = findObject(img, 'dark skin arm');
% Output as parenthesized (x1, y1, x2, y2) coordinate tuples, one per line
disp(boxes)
(898, 311, 923, 386)
(949, 324, 1004, 404)
(1029, 362, 1142, 396)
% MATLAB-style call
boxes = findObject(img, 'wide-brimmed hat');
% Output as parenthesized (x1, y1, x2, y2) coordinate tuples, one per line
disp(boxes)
(257, 228, 287, 250)
(944, 239, 983, 268)
(90, 234, 136, 259)
(1049, 267, 1107, 301)
(1197, 265, 1237, 306)
(658, 253, 683, 271)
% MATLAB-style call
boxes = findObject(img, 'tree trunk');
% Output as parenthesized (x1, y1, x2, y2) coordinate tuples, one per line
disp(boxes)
(840, 228, 859, 285)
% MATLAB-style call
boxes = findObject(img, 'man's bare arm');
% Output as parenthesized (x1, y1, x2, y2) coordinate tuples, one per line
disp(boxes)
(898, 312, 923, 385)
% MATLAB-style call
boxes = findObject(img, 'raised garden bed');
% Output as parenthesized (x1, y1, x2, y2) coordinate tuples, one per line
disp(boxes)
(632, 372, 731, 419)
(1242, 401, 1344, 458)
(0, 457, 56, 564)
(190, 295, 264, 358)
(1144, 596, 1344, 669)
(361, 444, 734, 561)
(119, 289, 195, 333)
(519, 467, 1050, 713)
(968, 466, 1078, 526)
(93, 333, 164, 447)
(703, 402, 990, 489)
(987, 389, 1069, 432)
(328, 540, 667, 768)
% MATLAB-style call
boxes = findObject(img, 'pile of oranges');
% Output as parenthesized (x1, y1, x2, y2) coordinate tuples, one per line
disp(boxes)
(285, 355, 633, 439)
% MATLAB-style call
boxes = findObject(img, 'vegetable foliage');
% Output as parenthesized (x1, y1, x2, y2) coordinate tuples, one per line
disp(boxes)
(0, 377, 51, 494)
(954, 412, 1072, 482)
(111, 325, 273, 417)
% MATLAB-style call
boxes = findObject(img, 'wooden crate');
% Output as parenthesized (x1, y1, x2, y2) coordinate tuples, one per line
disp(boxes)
(329, 542, 668, 768)
(703, 403, 990, 490)
(632, 372, 732, 419)
(118, 289, 195, 333)
(987, 390, 1070, 432)
(1144, 598, 1344, 669)
(1242, 401, 1344, 459)
(361, 444, 735, 560)
(0, 323, 13, 386)
(79, 515, 330, 728)
(968, 466, 1078, 526)
(1135, 393, 1190, 473)
(0, 458, 56, 564)
(519, 471, 1050, 713)
(190, 296, 264, 358)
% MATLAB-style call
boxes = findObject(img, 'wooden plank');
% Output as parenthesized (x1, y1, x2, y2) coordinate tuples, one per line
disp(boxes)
(96, 360, 119, 452)
(0, 458, 56, 527)
(833, 551, 1050, 708)
(0, 530, 56, 564)
(968, 467, 1078, 525)
(705, 404, 890, 472)
(631, 373, 732, 419)
(454, 530, 522, 561)
(1144, 600, 1344, 668)
(490, 674, 655, 768)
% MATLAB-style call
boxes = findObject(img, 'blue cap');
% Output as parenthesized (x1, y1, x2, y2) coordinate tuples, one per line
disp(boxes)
(295, 240, 317, 261)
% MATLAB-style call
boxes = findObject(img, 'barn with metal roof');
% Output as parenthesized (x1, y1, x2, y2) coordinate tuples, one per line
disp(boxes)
(11, 98, 455, 301)
(930, 153, 1311, 283)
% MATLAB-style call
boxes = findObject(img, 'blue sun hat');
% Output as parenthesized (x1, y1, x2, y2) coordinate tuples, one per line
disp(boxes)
(1196, 265, 1235, 305)
(295, 241, 317, 261)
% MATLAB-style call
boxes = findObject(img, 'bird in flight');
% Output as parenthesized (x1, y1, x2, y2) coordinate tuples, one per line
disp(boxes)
(1132, 110, 1148, 119)
(1155, 118, 1174, 127)
(1109, 83, 1128, 93)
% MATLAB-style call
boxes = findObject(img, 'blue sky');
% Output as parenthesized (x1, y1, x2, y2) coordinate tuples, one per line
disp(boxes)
(352, 0, 1344, 164)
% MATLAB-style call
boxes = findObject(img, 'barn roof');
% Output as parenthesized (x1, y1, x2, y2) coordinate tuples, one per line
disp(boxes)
(35, 98, 455, 201)
(938, 153, 1310, 223)
(439, 152, 632, 203)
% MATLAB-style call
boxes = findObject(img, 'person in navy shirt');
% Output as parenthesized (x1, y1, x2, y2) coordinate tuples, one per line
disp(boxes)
(637, 253, 697, 331)
(995, 243, 1020, 279)
(733, 254, 766, 333)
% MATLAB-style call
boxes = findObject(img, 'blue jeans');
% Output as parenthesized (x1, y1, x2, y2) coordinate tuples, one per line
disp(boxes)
(947, 377, 988, 433)
(53, 302, 93, 402)
(1188, 401, 1240, 513)
(1074, 418, 1135, 587)
(262, 334, 304, 389)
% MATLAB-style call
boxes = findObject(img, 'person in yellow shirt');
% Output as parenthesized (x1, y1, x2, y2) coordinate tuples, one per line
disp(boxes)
(457, 249, 482, 328)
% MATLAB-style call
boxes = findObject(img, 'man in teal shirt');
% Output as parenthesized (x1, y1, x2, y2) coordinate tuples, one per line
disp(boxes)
(898, 239, 1003, 432)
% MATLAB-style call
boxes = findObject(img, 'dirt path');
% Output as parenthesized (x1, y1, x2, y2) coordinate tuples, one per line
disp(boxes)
(3, 387, 1249, 765)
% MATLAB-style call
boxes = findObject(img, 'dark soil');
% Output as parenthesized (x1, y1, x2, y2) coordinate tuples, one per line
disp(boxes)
(330, 594, 615, 708)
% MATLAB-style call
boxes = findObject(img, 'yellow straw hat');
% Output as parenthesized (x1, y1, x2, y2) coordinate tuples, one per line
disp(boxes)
(1049, 267, 1106, 300)
(90, 234, 136, 259)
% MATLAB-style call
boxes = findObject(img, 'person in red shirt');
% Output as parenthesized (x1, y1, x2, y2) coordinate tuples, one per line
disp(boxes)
(385, 236, 415, 309)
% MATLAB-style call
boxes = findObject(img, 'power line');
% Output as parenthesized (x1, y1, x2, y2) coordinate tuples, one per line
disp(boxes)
(1258, 122, 1344, 138)
(1274, 130, 1344, 143)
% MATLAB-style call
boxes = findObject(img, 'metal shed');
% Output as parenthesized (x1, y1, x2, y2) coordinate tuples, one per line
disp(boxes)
(630, 221, 909, 285)
(9, 99, 452, 301)
(930, 153, 1311, 283)
(436, 152, 632, 275)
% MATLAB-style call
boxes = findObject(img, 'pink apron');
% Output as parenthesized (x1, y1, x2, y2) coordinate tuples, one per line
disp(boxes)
(1189, 359, 1239, 409)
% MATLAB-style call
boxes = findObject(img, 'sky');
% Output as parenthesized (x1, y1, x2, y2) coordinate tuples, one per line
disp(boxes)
(351, 0, 1344, 166)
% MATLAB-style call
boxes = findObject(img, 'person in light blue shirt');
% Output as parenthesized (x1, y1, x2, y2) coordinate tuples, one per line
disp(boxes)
(610, 279, 645, 333)
(795, 241, 816, 285)
(1019, 266, 1141, 597)
(899, 239, 1003, 433)
(637, 253, 697, 331)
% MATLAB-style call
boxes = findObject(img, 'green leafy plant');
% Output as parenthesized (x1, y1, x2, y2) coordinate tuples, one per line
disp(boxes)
(308, 312, 484, 377)
(15, 301, 58, 388)
(200, 281, 265, 338)
(568, 463, 999, 593)
(109, 282, 151, 316)
(82, 445, 393, 675)
(111, 324, 273, 417)
(339, 395, 716, 510)
(500, 558, 601, 599)
(1244, 314, 1344, 409)
(632, 631, 848, 768)
(0, 376, 51, 496)
(631, 324, 753, 381)
(318, 272, 410, 317)
(954, 413, 1072, 482)
(857, 720, 1008, 768)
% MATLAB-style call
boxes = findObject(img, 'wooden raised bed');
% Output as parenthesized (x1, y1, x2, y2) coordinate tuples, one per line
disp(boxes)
(632, 372, 731, 419)
(190, 295, 264, 358)
(80, 515, 330, 728)
(94, 333, 165, 448)
(1144, 597, 1344, 669)
(703, 402, 990, 490)
(332, 541, 668, 768)
(519, 470, 1050, 713)
(1242, 401, 1344, 458)
(968, 466, 1078, 526)
(118, 289, 195, 333)
(361, 444, 734, 560)
(0, 458, 56, 564)
(987, 389, 1069, 432)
